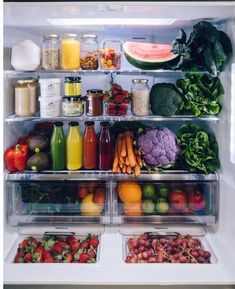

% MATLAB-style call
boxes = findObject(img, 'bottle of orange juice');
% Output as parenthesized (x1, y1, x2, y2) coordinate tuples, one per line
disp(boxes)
(66, 122, 82, 170)
(61, 34, 80, 70)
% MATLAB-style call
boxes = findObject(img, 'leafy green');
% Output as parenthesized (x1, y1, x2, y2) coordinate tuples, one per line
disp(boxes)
(177, 123, 220, 174)
(176, 73, 224, 116)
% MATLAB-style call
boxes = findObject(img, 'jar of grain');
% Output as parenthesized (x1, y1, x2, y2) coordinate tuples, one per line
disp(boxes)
(15, 79, 38, 117)
(131, 79, 150, 116)
(41, 34, 60, 70)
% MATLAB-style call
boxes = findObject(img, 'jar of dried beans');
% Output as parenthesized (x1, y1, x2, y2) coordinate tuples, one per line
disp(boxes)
(131, 79, 150, 116)
(80, 34, 98, 70)
(41, 34, 60, 70)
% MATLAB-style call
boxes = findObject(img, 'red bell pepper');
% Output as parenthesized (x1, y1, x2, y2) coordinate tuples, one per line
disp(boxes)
(4, 143, 28, 172)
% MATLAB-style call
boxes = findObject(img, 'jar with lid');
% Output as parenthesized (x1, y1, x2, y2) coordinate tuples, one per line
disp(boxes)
(80, 34, 98, 70)
(41, 34, 60, 70)
(15, 79, 38, 117)
(86, 89, 103, 116)
(131, 79, 150, 116)
(61, 34, 80, 70)
(99, 39, 122, 70)
(64, 77, 81, 97)
(62, 96, 84, 116)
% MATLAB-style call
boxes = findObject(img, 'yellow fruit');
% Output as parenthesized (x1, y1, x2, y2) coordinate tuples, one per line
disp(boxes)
(118, 182, 142, 203)
(124, 202, 142, 216)
(107, 59, 113, 66)
(101, 58, 106, 65)
(102, 64, 108, 69)
(80, 193, 103, 216)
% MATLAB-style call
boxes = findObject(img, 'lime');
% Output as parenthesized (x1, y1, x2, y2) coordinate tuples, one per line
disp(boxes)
(143, 184, 156, 200)
(157, 184, 170, 198)
(142, 199, 155, 215)
(156, 198, 169, 214)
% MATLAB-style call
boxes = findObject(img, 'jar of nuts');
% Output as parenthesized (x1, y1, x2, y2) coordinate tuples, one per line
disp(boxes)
(131, 79, 150, 116)
(80, 34, 98, 70)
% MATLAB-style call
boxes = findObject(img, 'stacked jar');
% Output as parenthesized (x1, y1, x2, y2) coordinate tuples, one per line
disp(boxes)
(62, 77, 84, 116)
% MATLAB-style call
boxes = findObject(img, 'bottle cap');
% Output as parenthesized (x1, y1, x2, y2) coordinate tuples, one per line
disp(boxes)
(100, 121, 110, 127)
(85, 121, 95, 126)
(54, 122, 63, 127)
(69, 121, 79, 126)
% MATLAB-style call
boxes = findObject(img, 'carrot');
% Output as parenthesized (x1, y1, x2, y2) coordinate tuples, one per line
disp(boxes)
(119, 156, 124, 165)
(126, 132, 136, 167)
(134, 165, 141, 177)
(125, 157, 130, 166)
(117, 166, 121, 173)
(117, 133, 123, 156)
(122, 165, 127, 174)
(127, 166, 132, 174)
(112, 143, 119, 171)
(119, 161, 123, 169)
(136, 155, 143, 168)
(121, 134, 127, 157)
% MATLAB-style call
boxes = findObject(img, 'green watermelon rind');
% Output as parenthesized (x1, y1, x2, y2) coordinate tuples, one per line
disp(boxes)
(124, 43, 179, 70)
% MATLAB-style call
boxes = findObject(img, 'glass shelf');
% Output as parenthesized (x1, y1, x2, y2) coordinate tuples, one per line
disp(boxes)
(5, 114, 220, 123)
(5, 170, 219, 182)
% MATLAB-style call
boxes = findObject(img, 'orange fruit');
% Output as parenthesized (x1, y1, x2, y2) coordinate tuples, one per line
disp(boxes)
(124, 202, 142, 216)
(118, 182, 142, 203)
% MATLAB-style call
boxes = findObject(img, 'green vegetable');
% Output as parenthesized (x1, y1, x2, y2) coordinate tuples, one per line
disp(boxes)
(150, 83, 183, 116)
(142, 199, 155, 215)
(156, 198, 169, 214)
(143, 184, 156, 200)
(176, 73, 224, 116)
(157, 184, 170, 198)
(177, 123, 220, 174)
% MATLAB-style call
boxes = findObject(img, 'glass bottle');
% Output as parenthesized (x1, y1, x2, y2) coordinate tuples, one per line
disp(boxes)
(80, 34, 98, 70)
(131, 79, 150, 116)
(98, 122, 114, 170)
(83, 121, 97, 170)
(66, 122, 83, 170)
(61, 34, 80, 70)
(50, 122, 66, 170)
(41, 34, 60, 70)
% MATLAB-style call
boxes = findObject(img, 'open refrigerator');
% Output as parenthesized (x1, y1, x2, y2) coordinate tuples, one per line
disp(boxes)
(3, 1, 235, 286)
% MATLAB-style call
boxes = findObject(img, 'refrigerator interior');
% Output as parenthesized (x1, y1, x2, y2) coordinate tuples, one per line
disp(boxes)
(3, 1, 235, 285)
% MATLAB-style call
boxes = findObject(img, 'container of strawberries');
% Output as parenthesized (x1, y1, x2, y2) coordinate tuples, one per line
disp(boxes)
(7, 225, 103, 264)
(104, 83, 130, 116)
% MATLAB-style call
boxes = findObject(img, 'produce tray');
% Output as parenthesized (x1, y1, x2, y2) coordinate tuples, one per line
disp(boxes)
(120, 224, 218, 264)
(6, 225, 103, 264)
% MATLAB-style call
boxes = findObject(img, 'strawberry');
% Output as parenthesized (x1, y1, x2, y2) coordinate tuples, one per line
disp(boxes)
(79, 253, 90, 263)
(20, 239, 30, 249)
(114, 94, 125, 104)
(44, 256, 54, 263)
(89, 237, 99, 249)
(81, 240, 89, 250)
(24, 252, 32, 263)
(66, 236, 77, 245)
(88, 248, 96, 258)
(42, 251, 54, 263)
(70, 240, 80, 251)
(52, 243, 63, 254)
(14, 250, 24, 263)
(112, 83, 122, 92)
(63, 253, 73, 263)
(33, 246, 44, 262)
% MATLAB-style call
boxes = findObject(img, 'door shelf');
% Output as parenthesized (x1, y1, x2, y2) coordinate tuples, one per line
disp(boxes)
(5, 170, 219, 182)
(5, 114, 220, 123)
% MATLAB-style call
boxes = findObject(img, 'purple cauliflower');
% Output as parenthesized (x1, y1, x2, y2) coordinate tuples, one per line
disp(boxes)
(138, 127, 180, 168)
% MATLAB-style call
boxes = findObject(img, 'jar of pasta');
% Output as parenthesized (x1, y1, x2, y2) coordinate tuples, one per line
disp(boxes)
(81, 34, 98, 70)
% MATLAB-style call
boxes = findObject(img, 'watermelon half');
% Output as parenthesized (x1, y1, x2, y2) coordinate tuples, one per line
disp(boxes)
(124, 41, 179, 70)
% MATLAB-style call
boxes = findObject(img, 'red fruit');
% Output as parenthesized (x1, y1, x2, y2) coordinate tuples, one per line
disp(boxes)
(112, 83, 122, 92)
(114, 94, 125, 104)
(44, 256, 54, 263)
(66, 236, 77, 245)
(33, 246, 44, 263)
(81, 240, 89, 250)
(188, 189, 206, 211)
(169, 189, 187, 211)
(52, 243, 63, 254)
(89, 237, 99, 249)
(35, 246, 44, 254)
(79, 253, 90, 263)
(24, 253, 32, 263)
(20, 239, 30, 248)
(112, 88, 120, 96)
(108, 102, 115, 109)
(88, 248, 96, 258)
(64, 253, 73, 263)
(78, 186, 89, 199)
(42, 251, 53, 262)
(14, 250, 24, 263)
(122, 90, 129, 96)
(93, 187, 106, 204)
(70, 240, 80, 251)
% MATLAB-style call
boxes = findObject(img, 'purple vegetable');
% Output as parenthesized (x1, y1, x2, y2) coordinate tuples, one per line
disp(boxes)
(138, 127, 180, 168)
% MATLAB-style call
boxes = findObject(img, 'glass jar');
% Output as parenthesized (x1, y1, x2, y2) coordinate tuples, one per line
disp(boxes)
(80, 34, 98, 70)
(64, 77, 81, 97)
(61, 34, 80, 70)
(15, 79, 38, 117)
(131, 79, 150, 116)
(99, 39, 122, 70)
(98, 122, 114, 170)
(62, 96, 84, 116)
(86, 89, 103, 116)
(41, 34, 60, 70)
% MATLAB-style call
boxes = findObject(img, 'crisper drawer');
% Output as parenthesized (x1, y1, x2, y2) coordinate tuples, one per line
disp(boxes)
(6, 225, 103, 264)
(7, 180, 111, 225)
(112, 177, 219, 225)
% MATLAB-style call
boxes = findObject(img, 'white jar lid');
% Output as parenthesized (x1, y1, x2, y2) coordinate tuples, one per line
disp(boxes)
(39, 78, 61, 84)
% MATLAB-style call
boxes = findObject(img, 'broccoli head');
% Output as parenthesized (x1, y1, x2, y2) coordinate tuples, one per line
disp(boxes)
(138, 127, 180, 168)
(150, 83, 183, 116)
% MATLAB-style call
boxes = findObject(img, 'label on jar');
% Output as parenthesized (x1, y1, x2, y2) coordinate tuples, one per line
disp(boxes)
(64, 83, 81, 97)
(62, 100, 83, 116)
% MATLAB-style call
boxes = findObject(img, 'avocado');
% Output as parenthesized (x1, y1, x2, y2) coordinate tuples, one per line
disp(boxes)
(27, 135, 49, 153)
(27, 152, 50, 171)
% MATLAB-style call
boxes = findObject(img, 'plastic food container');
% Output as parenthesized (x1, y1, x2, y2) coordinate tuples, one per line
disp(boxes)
(99, 39, 122, 70)
(39, 78, 61, 97)
(39, 96, 61, 117)
(62, 96, 84, 116)
(105, 102, 129, 116)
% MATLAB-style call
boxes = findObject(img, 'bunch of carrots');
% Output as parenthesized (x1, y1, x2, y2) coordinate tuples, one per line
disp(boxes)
(112, 131, 142, 176)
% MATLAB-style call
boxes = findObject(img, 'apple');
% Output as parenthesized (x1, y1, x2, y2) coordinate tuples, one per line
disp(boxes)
(78, 186, 88, 199)
(169, 189, 187, 211)
(188, 189, 206, 211)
